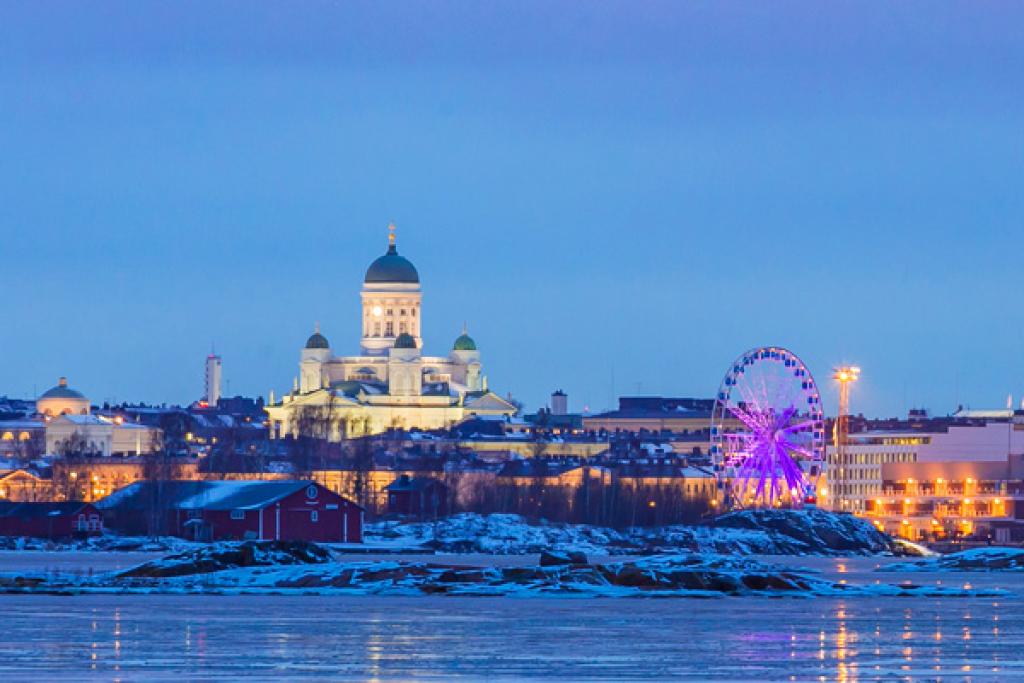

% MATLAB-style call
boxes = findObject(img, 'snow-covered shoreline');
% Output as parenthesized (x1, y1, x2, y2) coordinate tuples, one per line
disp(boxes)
(0, 540, 1003, 599)
(366, 509, 901, 557)
(883, 547, 1024, 573)
(0, 509, 906, 558)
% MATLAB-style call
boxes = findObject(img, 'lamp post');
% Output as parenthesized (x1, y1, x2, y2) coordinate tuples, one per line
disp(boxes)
(832, 366, 861, 510)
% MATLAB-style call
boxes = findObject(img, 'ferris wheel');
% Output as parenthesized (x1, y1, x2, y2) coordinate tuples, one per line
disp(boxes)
(710, 346, 826, 508)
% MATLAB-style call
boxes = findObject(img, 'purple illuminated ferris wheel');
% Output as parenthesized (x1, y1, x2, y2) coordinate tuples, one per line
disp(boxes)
(710, 346, 826, 508)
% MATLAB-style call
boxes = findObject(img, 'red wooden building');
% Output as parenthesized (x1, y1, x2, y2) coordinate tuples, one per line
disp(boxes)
(0, 502, 103, 538)
(385, 475, 448, 518)
(98, 480, 362, 543)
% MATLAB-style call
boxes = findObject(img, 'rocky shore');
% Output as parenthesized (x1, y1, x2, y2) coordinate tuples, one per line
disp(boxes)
(0, 541, 1002, 599)
(368, 508, 902, 556)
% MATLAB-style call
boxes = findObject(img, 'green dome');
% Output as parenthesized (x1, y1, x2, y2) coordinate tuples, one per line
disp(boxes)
(394, 332, 417, 349)
(39, 378, 86, 400)
(453, 333, 477, 351)
(305, 331, 330, 349)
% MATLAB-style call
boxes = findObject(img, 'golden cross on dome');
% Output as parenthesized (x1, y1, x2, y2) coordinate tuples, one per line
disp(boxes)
(388, 223, 396, 247)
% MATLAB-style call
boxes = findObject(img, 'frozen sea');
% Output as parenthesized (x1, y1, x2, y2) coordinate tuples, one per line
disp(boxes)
(1, 553, 1022, 681)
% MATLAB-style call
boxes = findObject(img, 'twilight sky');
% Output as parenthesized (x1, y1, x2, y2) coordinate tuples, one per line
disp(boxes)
(1, 2, 1022, 418)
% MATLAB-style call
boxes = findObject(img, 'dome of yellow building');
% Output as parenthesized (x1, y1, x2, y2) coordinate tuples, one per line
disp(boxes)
(37, 377, 90, 417)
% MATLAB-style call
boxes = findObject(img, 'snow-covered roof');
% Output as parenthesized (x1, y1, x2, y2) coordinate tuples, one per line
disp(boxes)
(0, 419, 44, 430)
(53, 414, 110, 426)
(175, 481, 314, 510)
(98, 480, 358, 512)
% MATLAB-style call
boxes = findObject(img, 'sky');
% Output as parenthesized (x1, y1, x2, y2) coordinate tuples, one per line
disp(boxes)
(1, 2, 1022, 418)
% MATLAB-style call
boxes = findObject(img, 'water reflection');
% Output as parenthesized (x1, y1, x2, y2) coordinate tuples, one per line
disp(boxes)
(0, 586, 1020, 680)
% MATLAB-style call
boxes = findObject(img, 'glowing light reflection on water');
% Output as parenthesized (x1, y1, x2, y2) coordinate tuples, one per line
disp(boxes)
(0, 593, 1020, 681)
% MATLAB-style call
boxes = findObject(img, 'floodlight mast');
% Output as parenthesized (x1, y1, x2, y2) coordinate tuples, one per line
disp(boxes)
(832, 366, 861, 509)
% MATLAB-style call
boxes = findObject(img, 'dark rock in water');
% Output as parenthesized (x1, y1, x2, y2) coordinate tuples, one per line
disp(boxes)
(120, 540, 331, 578)
(709, 508, 895, 555)
(740, 573, 800, 591)
(437, 569, 490, 583)
(502, 567, 546, 582)
(607, 566, 661, 588)
(884, 547, 1024, 572)
(539, 550, 588, 566)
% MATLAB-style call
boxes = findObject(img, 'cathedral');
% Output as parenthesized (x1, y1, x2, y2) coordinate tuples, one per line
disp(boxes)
(265, 226, 516, 438)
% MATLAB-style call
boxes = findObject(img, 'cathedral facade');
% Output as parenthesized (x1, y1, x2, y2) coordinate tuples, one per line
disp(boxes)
(265, 227, 516, 438)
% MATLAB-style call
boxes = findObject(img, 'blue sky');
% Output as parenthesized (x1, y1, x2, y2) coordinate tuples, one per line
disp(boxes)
(1, 2, 1022, 417)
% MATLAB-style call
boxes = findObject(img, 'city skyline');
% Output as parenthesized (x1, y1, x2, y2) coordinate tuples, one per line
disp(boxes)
(2, 3, 1022, 416)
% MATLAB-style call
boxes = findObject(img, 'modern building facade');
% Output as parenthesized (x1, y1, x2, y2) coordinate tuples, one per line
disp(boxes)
(826, 416, 1024, 514)
(868, 456, 1024, 542)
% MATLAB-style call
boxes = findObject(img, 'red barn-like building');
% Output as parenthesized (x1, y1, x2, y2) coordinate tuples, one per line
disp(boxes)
(385, 475, 448, 519)
(0, 502, 103, 538)
(98, 481, 362, 543)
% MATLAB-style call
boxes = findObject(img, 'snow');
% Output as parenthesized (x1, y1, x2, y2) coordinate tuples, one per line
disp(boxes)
(0, 534, 202, 553)
(366, 509, 897, 557)
(883, 547, 1024, 572)
(175, 481, 273, 509)
(0, 544, 1006, 599)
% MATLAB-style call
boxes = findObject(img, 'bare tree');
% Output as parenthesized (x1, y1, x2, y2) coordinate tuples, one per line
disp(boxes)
(141, 412, 189, 538)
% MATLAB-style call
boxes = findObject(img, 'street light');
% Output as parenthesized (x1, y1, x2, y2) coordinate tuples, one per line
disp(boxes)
(832, 366, 861, 510)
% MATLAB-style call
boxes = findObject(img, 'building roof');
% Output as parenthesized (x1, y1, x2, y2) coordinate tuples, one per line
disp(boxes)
(394, 332, 417, 349)
(98, 480, 361, 512)
(305, 331, 330, 349)
(609, 462, 715, 479)
(38, 377, 86, 401)
(385, 475, 445, 492)
(331, 380, 373, 398)
(453, 332, 476, 351)
(51, 414, 110, 426)
(496, 460, 581, 478)
(365, 230, 419, 284)
(453, 416, 508, 438)
(586, 397, 716, 422)
(0, 501, 94, 518)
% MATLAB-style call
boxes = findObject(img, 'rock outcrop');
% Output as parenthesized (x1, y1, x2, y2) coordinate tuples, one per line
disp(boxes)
(120, 540, 331, 578)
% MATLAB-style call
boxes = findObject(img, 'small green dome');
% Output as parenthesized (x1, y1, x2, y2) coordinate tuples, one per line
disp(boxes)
(394, 332, 417, 349)
(305, 331, 329, 349)
(453, 333, 477, 351)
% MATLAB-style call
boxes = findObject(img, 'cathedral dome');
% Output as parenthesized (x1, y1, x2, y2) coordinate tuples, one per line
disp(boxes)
(394, 332, 418, 349)
(453, 333, 477, 351)
(364, 226, 419, 284)
(39, 377, 86, 401)
(305, 331, 330, 349)
(37, 377, 90, 416)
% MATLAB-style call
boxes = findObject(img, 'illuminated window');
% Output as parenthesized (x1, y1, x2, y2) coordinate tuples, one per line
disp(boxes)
(230, 510, 245, 520)
(311, 510, 319, 523)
